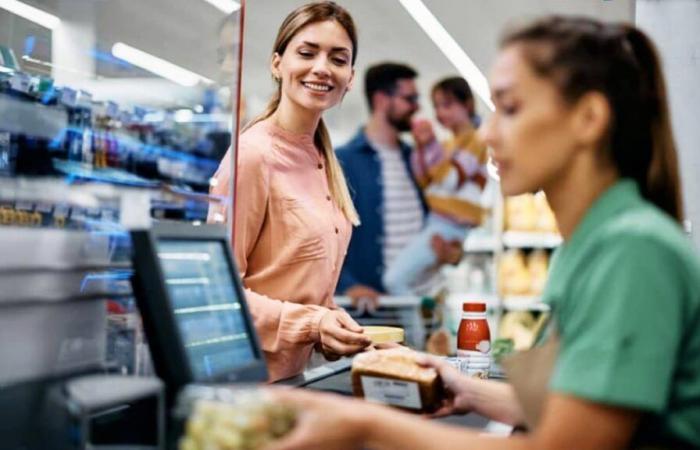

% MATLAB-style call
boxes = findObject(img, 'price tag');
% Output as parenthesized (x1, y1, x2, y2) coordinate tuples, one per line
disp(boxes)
(360, 376, 422, 410)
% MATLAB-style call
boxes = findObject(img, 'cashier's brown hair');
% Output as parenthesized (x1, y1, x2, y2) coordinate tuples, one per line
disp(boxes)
(502, 16, 684, 223)
(243, 1, 360, 225)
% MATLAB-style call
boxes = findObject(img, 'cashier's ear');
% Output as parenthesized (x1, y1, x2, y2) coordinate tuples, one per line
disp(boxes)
(569, 91, 612, 150)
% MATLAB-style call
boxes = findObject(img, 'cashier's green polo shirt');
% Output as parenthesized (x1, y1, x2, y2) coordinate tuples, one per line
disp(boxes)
(542, 179, 700, 446)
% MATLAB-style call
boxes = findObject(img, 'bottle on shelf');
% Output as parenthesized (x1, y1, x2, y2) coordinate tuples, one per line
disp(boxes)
(456, 302, 491, 378)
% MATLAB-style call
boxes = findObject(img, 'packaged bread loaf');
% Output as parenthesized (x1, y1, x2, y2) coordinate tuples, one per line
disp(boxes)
(351, 348, 444, 413)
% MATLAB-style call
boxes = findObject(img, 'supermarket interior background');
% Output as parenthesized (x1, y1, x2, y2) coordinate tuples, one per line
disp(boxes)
(0, 0, 699, 448)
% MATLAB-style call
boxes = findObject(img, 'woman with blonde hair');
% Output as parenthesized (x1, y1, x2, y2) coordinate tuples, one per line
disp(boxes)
(209, 1, 370, 382)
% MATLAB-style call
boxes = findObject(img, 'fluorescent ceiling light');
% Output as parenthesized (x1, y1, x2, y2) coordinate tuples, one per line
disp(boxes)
(398, 0, 494, 111)
(0, 0, 60, 30)
(111, 42, 212, 87)
(201, 0, 240, 14)
(173, 109, 194, 123)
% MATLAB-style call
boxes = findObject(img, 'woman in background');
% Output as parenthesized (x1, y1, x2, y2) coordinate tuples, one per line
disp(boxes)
(209, 1, 371, 382)
(266, 15, 700, 448)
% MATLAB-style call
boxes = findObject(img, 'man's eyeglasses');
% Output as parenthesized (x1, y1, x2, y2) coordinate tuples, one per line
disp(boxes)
(392, 93, 419, 105)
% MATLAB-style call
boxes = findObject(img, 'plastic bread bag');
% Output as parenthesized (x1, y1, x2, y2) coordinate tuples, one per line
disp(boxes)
(175, 384, 296, 450)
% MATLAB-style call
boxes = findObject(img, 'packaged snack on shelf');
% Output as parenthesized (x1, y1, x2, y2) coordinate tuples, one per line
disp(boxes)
(176, 385, 296, 450)
(527, 250, 549, 296)
(532, 191, 558, 233)
(504, 192, 559, 233)
(498, 249, 531, 296)
(499, 311, 549, 351)
(504, 194, 537, 231)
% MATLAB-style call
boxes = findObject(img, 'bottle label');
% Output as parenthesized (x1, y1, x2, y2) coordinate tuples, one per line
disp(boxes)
(361, 376, 422, 410)
(457, 339, 491, 355)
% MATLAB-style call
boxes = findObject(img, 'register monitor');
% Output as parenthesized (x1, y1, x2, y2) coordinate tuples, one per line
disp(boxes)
(130, 223, 267, 394)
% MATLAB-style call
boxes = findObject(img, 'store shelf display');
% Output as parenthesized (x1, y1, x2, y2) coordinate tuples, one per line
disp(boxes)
(497, 248, 549, 298)
(501, 231, 562, 249)
(498, 310, 549, 351)
(503, 191, 559, 238)
(0, 68, 230, 227)
(445, 188, 561, 354)
(501, 296, 550, 312)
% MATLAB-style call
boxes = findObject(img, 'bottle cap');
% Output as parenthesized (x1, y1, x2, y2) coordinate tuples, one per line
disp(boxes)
(462, 302, 486, 312)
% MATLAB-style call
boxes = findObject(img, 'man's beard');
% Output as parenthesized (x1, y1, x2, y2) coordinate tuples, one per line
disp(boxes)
(388, 111, 413, 132)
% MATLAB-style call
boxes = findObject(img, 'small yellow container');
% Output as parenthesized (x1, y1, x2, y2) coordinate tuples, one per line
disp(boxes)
(363, 326, 405, 344)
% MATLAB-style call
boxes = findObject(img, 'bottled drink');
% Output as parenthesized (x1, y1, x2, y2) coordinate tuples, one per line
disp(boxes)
(457, 302, 491, 378)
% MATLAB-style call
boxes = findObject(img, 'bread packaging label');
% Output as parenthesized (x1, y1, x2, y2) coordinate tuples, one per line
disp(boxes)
(351, 348, 444, 413)
(360, 376, 422, 410)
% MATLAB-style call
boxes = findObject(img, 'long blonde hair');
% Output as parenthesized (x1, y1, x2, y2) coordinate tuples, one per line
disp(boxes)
(242, 1, 360, 225)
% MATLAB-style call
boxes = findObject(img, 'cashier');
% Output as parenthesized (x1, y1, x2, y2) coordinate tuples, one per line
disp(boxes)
(266, 15, 700, 449)
(208, 1, 371, 382)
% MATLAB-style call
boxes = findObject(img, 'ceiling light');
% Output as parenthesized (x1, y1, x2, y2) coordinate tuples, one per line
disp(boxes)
(201, 0, 240, 14)
(398, 0, 494, 111)
(111, 42, 212, 87)
(173, 109, 194, 123)
(0, 0, 60, 30)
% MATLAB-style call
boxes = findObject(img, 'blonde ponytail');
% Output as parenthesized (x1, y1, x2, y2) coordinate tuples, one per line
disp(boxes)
(316, 119, 360, 225)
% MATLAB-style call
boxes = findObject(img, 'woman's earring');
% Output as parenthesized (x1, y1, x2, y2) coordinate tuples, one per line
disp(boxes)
(272, 74, 281, 83)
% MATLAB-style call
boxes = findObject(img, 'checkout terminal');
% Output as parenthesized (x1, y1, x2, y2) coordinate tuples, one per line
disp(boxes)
(131, 223, 351, 395)
(130, 223, 268, 399)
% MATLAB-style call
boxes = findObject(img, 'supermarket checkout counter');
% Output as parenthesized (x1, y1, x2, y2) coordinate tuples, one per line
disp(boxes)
(128, 223, 507, 444)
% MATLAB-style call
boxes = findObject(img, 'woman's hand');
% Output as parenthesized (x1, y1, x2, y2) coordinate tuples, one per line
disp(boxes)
(319, 309, 372, 356)
(415, 353, 477, 417)
(265, 388, 373, 450)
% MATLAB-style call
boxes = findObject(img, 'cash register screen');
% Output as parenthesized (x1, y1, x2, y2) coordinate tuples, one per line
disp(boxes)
(156, 239, 256, 379)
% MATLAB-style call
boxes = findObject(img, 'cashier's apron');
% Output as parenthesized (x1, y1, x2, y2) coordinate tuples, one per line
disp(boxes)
(501, 323, 686, 450)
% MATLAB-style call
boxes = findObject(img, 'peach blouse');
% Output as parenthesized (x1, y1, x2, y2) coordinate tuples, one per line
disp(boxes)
(208, 119, 351, 381)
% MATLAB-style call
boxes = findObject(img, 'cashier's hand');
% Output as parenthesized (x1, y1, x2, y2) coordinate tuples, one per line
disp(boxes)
(319, 310, 372, 356)
(415, 353, 475, 417)
(265, 388, 372, 450)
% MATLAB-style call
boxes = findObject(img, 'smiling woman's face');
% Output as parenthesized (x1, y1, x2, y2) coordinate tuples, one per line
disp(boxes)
(479, 44, 581, 197)
(271, 20, 355, 115)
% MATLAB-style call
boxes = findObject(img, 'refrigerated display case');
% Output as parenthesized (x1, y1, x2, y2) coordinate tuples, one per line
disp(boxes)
(0, 1, 244, 447)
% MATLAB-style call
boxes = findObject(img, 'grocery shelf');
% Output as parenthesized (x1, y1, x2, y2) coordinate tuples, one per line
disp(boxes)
(463, 234, 498, 253)
(0, 176, 224, 210)
(445, 292, 499, 309)
(334, 295, 421, 308)
(502, 231, 562, 249)
(0, 93, 67, 140)
(502, 296, 550, 311)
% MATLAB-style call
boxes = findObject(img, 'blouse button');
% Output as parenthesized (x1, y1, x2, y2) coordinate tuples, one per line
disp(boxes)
(326, 195, 331, 201)
(335, 227, 339, 234)
(317, 163, 323, 170)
